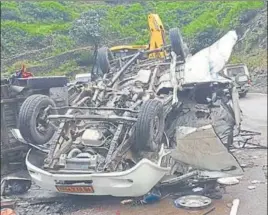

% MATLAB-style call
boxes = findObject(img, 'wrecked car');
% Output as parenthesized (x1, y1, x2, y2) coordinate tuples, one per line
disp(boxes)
(14, 29, 243, 197)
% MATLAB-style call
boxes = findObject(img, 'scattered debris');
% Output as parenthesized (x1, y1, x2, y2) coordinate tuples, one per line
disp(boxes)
(170, 181, 222, 201)
(262, 165, 267, 178)
(217, 177, 240, 185)
(251, 180, 265, 184)
(141, 189, 162, 204)
(201, 206, 216, 215)
(120, 199, 134, 205)
(247, 185, 256, 190)
(173, 195, 212, 209)
(240, 163, 255, 168)
(1, 177, 31, 196)
(192, 187, 204, 193)
(204, 191, 223, 200)
(229, 199, 240, 215)
(121, 189, 162, 206)
(232, 130, 265, 149)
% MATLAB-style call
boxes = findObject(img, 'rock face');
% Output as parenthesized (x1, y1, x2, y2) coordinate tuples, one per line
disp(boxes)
(249, 7, 267, 93)
(234, 6, 267, 93)
(251, 67, 267, 93)
(238, 6, 267, 52)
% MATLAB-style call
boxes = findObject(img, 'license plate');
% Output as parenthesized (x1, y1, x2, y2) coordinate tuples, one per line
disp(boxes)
(55, 185, 94, 193)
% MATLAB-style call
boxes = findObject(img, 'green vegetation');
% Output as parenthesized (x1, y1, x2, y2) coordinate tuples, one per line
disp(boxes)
(5, 60, 45, 74)
(1, 21, 71, 36)
(2, 1, 264, 43)
(231, 49, 267, 70)
(1, 1, 265, 75)
(39, 60, 78, 77)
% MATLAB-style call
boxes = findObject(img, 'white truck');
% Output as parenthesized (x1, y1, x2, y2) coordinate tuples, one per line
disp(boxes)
(222, 63, 251, 97)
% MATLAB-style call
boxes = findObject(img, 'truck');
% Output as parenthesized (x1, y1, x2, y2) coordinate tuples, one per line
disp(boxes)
(1, 66, 69, 174)
(222, 63, 251, 98)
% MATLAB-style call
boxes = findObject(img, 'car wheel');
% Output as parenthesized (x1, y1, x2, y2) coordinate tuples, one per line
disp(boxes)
(239, 92, 247, 98)
(134, 99, 165, 152)
(169, 28, 186, 61)
(18, 94, 57, 145)
(96, 47, 114, 74)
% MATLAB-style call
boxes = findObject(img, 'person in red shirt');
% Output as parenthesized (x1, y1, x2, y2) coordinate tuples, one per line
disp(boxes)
(20, 64, 33, 78)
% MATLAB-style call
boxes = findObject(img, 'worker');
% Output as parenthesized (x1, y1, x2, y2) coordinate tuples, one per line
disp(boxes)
(16, 64, 33, 79)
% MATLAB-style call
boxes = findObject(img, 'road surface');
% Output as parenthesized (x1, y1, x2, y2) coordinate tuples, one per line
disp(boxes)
(230, 93, 267, 215)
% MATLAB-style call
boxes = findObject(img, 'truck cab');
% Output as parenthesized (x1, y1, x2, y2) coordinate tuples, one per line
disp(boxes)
(222, 63, 251, 97)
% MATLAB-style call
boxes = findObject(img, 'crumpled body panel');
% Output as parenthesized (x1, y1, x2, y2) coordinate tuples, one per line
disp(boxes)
(156, 30, 238, 93)
(171, 125, 243, 176)
(183, 30, 238, 84)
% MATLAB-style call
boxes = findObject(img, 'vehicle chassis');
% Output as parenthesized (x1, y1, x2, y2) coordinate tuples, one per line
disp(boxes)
(21, 29, 243, 197)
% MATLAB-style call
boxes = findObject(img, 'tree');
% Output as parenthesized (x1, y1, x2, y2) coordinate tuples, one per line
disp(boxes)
(69, 9, 107, 75)
(69, 9, 106, 51)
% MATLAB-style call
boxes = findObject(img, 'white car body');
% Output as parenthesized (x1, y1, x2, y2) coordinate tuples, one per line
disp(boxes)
(26, 150, 170, 197)
(26, 125, 243, 197)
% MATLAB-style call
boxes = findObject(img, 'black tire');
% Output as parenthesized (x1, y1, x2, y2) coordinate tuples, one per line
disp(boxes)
(239, 92, 247, 98)
(9, 179, 32, 194)
(134, 99, 165, 152)
(26, 76, 68, 89)
(97, 47, 114, 74)
(18, 94, 57, 145)
(169, 28, 186, 61)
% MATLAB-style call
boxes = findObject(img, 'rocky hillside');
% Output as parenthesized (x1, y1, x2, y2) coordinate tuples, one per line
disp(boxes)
(231, 5, 267, 92)
(1, 1, 267, 90)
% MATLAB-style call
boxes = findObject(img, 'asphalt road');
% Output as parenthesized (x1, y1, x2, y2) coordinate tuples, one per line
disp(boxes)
(230, 93, 267, 215)
(12, 93, 267, 215)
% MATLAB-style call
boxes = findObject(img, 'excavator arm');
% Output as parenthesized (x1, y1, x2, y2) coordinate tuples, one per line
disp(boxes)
(109, 13, 167, 59)
(148, 14, 166, 58)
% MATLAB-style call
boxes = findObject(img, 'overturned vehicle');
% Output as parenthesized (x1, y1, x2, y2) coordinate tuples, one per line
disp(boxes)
(14, 29, 243, 197)
(1, 69, 69, 174)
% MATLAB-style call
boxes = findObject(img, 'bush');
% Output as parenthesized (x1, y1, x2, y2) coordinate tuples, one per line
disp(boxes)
(76, 51, 95, 66)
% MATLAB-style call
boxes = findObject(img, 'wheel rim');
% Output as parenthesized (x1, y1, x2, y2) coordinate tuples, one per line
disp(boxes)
(35, 107, 50, 135)
(153, 116, 160, 138)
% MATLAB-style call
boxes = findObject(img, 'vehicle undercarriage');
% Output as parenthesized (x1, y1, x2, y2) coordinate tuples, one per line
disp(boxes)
(13, 29, 244, 197)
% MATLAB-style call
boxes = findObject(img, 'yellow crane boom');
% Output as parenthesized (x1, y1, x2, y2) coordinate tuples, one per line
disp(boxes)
(148, 14, 166, 58)
(110, 13, 167, 59)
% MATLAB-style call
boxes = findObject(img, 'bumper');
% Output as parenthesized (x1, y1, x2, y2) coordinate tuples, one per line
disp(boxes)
(26, 149, 170, 197)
